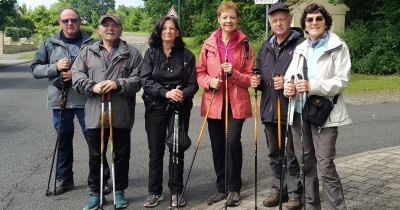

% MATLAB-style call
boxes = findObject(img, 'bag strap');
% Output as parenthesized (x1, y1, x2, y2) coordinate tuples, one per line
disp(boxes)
(303, 56, 339, 104)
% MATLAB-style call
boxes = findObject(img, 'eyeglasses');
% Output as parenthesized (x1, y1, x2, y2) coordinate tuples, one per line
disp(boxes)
(305, 16, 324, 23)
(60, 18, 79, 24)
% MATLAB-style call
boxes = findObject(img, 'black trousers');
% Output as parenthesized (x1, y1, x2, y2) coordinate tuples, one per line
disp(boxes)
(145, 100, 192, 195)
(207, 105, 245, 193)
(87, 128, 131, 193)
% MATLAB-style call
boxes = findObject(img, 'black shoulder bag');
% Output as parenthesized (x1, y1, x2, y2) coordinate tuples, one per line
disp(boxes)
(301, 57, 339, 126)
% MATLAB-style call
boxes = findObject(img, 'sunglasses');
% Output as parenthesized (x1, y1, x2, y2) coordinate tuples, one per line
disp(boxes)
(305, 16, 324, 23)
(60, 18, 79, 24)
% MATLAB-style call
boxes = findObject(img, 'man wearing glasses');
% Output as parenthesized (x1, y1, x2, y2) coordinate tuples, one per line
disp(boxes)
(31, 7, 111, 195)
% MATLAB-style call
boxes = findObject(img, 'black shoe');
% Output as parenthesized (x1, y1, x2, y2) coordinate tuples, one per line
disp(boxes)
(226, 191, 241, 206)
(55, 179, 74, 195)
(207, 192, 225, 205)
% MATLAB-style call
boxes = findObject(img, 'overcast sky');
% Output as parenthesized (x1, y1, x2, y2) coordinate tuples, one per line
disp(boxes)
(17, 0, 144, 9)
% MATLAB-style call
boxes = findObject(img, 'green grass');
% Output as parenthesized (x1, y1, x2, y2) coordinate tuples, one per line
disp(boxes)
(19, 52, 35, 59)
(345, 74, 400, 94)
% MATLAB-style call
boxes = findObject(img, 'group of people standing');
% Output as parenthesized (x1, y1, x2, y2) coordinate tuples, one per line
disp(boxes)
(31, 1, 351, 210)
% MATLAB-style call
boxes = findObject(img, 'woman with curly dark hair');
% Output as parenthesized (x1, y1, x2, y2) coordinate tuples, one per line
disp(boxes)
(284, 3, 351, 210)
(140, 16, 198, 208)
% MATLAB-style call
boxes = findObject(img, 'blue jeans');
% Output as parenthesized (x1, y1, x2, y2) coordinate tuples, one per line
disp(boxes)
(52, 108, 110, 181)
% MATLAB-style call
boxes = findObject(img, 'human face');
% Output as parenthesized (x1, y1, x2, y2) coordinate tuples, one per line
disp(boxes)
(161, 20, 179, 44)
(218, 9, 238, 34)
(98, 19, 122, 44)
(269, 11, 292, 38)
(58, 9, 81, 38)
(305, 12, 326, 42)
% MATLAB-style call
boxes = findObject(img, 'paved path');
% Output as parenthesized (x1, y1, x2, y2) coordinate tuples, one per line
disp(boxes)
(1, 51, 400, 210)
(193, 146, 400, 210)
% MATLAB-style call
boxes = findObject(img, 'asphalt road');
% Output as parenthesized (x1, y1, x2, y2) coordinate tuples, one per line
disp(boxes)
(0, 37, 399, 210)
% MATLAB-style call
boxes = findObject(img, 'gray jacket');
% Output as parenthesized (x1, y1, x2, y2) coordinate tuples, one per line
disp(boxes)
(31, 30, 94, 109)
(71, 39, 142, 129)
(284, 31, 352, 127)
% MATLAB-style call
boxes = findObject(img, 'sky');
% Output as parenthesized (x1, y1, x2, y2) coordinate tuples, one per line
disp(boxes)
(17, 0, 144, 9)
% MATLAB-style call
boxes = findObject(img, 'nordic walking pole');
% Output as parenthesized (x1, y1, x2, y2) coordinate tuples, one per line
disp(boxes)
(179, 83, 218, 209)
(107, 93, 116, 209)
(100, 94, 105, 209)
(171, 104, 179, 209)
(45, 81, 68, 197)
(275, 75, 284, 210)
(297, 74, 306, 210)
(224, 68, 229, 210)
(253, 71, 260, 210)
(279, 75, 295, 209)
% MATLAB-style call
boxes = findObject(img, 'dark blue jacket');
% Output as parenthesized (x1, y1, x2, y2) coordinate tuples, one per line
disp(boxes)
(256, 28, 305, 124)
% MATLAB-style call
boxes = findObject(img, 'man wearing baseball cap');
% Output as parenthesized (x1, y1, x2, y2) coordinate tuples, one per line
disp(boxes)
(72, 13, 142, 210)
(251, 2, 304, 209)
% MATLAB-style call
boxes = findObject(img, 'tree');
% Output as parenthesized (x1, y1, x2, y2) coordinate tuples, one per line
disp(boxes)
(69, 0, 115, 24)
(337, 0, 400, 74)
(0, 0, 18, 30)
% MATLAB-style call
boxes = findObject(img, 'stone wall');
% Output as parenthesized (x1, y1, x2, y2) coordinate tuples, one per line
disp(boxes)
(0, 31, 3, 55)
(3, 44, 37, 54)
(1, 31, 37, 55)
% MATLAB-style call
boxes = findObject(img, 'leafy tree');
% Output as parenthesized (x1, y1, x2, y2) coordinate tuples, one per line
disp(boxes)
(337, 0, 400, 74)
(68, 0, 115, 24)
(0, 0, 18, 30)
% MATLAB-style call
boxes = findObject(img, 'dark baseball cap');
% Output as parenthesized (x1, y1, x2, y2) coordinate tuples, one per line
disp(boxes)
(99, 14, 121, 26)
(268, 2, 290, 15)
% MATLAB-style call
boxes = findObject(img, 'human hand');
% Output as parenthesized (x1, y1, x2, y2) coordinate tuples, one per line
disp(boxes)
(209, 76, 222, 90)
(221, 62, 233, 75)
(93, 80, 117, 94)
(166, 87, 184, 103)
(295, 79, 309, 94)
(62, 70, 72, 82)
(251, 74, 261, 88)
(273, 75, 284, 90)
(57, 57, 71, 72)
(285, 82, 296, 97)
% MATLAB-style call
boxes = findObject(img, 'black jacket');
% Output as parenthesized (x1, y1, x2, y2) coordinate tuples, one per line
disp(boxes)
(140, 46, 199, 111)
(256, 28, 305, 124)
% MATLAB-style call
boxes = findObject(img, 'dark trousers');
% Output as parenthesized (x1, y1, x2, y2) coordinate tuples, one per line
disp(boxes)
(207, 105, 245, 193)
(145, 101, 192, 195)
(264, 123, 302, 198)
(87, 128, 131, 193)
(52, 108, 110, 181)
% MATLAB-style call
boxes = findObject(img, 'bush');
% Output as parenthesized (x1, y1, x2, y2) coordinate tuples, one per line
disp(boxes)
(343, 20, 400, 75)
(4, 27, 34, 41)
(80, 25, 95, 37)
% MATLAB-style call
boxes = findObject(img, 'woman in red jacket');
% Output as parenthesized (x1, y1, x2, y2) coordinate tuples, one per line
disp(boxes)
(196, 1, 254, 207)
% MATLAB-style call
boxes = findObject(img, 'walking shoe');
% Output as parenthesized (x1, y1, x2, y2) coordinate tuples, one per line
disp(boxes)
(55, 179, 74, 195)
(207, 192, 225, 205)
(286, 197, 302, 210)
(115, 190, 128, 209)
(171, 194, 186, 207)
(83, 193, 104, 210)
(143, 194, 164, 208)
(226, 191, 241, 206)
(263, 193, 288, 207)
(103, 181, 111, 195)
